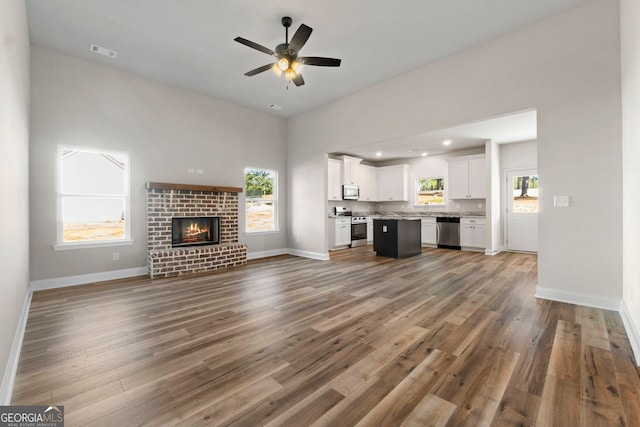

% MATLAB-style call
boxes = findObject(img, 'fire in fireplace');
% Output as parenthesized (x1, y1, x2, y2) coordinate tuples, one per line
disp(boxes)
(172, 217, 220, 247)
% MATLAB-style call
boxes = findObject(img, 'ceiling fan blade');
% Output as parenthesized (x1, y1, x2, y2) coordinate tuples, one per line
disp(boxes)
(298, 56, 341, 67)
(234, 37, 276, 57)
(244, 63, 275, 76)
(288, 24, 312, 53)
(292, 73, 305, 86)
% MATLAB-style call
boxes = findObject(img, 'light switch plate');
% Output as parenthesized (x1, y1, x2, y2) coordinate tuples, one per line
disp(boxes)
(554, 195, 570, 207)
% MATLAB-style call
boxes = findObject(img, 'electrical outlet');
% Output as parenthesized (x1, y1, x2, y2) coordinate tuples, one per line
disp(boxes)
(196, 169, 204, 175)
(296, 236, 300, 243)
(113, 252, 120, 261)
(187, 168, 195, 174)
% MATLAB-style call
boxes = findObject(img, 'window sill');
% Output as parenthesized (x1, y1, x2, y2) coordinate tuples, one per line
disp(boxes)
(54, 239, 134, 251)
(245, 230, 280, 236)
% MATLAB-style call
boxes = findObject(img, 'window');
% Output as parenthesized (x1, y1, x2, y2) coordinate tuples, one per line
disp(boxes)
(245, 168, 277, 233)
(416, 177, 445, 206)
(57, 148, 130, 248)
(511, 175, 538, 213)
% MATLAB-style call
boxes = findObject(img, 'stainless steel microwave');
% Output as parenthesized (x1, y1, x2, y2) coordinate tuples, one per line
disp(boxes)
(342, 184, 359, 200)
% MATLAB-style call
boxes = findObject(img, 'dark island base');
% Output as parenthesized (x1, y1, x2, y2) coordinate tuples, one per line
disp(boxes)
(373, 219, 421, 258)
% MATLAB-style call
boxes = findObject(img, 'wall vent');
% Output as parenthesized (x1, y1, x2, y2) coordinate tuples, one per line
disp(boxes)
(89, 44, 118, 58)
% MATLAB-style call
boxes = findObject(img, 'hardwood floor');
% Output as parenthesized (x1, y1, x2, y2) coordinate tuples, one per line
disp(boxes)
(12, 247, 640, 426)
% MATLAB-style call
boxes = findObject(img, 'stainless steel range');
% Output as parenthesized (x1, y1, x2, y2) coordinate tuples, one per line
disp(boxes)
(350, 215, 368, 247)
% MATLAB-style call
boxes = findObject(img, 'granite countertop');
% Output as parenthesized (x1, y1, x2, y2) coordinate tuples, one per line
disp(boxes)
(330, 212, 486, 219)
(364, 212, 485, 219)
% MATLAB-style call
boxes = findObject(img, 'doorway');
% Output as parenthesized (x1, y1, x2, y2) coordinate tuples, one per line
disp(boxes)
(506, 169, 538, 252)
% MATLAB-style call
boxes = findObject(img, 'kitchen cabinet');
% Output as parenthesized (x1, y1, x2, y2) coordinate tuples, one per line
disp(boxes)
(377, 164, 409, 202)
(359, 164, 378, 202)
(328, 158, 342, 201)
(367, 218, 374, 243)
(329, 217, 351, 248)
(448, 155, 486, 199)
(421, 217, 437, 246)
(341, 155, 361, 185)
(460, 217, 486, 250)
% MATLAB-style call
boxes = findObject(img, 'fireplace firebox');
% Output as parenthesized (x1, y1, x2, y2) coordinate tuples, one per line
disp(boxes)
(172, 217, 220, 247)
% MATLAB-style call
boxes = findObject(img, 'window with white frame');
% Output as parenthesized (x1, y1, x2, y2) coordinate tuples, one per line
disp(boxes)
(245, 168, 277, 233)
(415, 177, 445, 206)
(58, 148, 130, 247)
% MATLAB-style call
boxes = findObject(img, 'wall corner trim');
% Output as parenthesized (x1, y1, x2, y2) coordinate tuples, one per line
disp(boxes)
(535, 286, 621, 311)
(620, 300, 640, 367)
(0, 290, 32, 405)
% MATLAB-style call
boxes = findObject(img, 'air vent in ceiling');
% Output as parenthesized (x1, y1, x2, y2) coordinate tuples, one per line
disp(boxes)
(89, 44, 117, 58)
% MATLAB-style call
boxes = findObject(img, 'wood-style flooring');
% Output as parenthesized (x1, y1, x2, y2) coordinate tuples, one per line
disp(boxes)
(12, 246, 640, 426)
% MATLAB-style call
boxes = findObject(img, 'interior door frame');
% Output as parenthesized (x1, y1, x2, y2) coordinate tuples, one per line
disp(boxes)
(504, 168, 538, 252)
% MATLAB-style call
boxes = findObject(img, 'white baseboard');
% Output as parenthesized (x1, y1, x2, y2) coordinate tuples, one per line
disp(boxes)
(620, 300, 640, 366)
(0, 290, 32, 405)
(30, 267, 147, 292)
(485, 245, 504, 256)
(286, 248, 330, 261)
(247, 249, 288, 260)
(535, 286, 621, 311)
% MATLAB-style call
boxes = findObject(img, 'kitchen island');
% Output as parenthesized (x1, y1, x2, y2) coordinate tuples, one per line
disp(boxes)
(373, 218, 421, 258)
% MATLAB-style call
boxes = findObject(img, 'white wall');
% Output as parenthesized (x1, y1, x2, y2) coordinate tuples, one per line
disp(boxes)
(288, 0, 622, 305)
(30, 47, 287, 281)
(621, 0, 640, 362)
(0, 0, 30, 402)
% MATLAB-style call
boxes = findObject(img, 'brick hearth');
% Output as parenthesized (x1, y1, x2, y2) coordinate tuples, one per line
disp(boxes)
(146, 183, 246, 278)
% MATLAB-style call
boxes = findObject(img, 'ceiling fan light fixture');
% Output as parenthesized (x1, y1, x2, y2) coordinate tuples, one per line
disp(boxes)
(277, 58, 289, 71)
(272, 64, 283, 76)
(285, 67, 297, 80)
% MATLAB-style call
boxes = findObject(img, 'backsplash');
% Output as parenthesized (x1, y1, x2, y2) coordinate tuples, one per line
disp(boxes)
(329, 199, 485, 215)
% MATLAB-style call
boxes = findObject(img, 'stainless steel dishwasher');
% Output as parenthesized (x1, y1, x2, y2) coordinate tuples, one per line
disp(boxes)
(436, 217, 461, 250)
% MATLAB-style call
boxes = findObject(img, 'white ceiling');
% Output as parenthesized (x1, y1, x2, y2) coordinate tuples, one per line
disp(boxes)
(341, 109, 538, 162)
(26, 0, 591, 119)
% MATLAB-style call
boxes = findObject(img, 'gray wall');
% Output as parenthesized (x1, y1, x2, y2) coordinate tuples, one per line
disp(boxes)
(30, 47, 287, 281)
(0, 0, 30, 400)
(287, 0, 623, 303)
(621, 0, 640, 358)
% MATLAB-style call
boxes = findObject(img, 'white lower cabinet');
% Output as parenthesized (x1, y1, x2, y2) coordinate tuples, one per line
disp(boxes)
(421, 217, 437, 246)
(460, 217, 485, 250)
(330, 218, 352, 248)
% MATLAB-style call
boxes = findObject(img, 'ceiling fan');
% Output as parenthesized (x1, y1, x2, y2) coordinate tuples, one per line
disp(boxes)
(234, 16, 341, 87)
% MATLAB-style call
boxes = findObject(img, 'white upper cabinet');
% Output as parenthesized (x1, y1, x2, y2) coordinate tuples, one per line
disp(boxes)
(448, 155, 486, 199)
(341, 155, 361, 185)
(377, 164, 409, 201)
(327, 158, 342, 201)
(359, 164, 378, 201)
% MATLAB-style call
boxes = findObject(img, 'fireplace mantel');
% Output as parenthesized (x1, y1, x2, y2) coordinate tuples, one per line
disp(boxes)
(146, 182, 243, 193)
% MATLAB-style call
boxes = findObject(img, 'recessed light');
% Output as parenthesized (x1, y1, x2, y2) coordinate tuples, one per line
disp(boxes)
(443, 140, 452, 146)
(421, 152, 428, 157)
(375, 152, 382, 157)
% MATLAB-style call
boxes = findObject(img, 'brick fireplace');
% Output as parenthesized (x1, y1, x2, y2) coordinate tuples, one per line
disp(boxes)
(146, 182, 247, 278)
